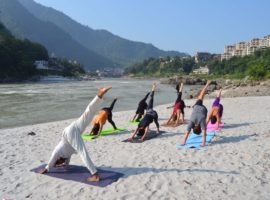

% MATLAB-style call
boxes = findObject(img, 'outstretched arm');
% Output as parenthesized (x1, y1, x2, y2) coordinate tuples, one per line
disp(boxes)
(166, 113, 174, 125)
(76, 87, 112, 133)
(97, 122, 103, 136)
(197, 80, 211, 100)
(132, 114, 138, 121)
(181, 130, 191, 145)
(140, 126, 150, 141)
(206, 109, 214, 125)
(216, 114, 221, 129)
(217, 88, 222, 99)
(128, 128, 139, 140)
(201, 129, 207, 147)
(98, 87, 112, 99)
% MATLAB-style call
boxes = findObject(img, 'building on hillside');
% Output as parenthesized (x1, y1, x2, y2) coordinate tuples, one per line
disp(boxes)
(192, 66, 209, 74)
(96, 67, 124, 77)
(221, 53, 232, 60)
(212, 54, 222, 61)
(48, 57, 63, 71)
(34, 60, 48, 70)
(221, 35, 270, 60)
(195, 52, 212, 63)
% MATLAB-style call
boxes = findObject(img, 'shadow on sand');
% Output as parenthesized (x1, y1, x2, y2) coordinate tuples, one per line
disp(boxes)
(222, 122, 254, 129)
(213, 133, 257, 145)
(100, 166, 239, 179)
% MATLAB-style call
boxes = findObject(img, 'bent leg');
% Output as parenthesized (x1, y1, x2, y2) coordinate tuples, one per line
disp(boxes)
(67, 131, 97, 175)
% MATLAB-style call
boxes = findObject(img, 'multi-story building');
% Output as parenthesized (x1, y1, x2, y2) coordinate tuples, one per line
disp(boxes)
(221, 35, 270, 60)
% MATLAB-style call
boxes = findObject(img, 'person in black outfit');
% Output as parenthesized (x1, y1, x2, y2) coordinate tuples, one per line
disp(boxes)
(128, 83, 160, 141)
(132, 92, 150, 122)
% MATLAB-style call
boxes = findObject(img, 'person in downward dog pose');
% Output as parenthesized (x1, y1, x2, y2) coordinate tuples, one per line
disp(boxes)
(128, 83, 160, 141)
(38, 87, 112, 182)
(90, 98, 118, 136)
(181, 80, 211, 147)
(166, 82, 186, 126)
(206, 88, 223, 129)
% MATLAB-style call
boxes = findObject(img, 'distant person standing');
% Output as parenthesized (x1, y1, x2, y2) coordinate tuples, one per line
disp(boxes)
(38, 87, 112, 182)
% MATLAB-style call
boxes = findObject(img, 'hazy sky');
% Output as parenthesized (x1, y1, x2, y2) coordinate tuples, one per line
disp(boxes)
(34, 0, 270, 55)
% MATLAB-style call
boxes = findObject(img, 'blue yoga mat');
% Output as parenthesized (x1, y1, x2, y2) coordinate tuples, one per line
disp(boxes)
(31, 164, 124, 187)
(176, 131, 215, 149)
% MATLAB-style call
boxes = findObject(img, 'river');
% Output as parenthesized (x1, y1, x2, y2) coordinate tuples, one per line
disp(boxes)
(0, 78, 194, 129)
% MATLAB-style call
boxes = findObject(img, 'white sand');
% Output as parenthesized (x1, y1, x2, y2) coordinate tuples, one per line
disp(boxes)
(1, 96, 270, 200)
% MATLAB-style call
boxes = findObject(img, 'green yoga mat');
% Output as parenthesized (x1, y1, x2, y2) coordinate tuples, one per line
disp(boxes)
(128, 120, 140, 125)
(82, 128, 126, 140)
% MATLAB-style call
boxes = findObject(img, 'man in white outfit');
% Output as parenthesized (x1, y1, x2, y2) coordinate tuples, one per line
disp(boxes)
(38, 87, 112, 182)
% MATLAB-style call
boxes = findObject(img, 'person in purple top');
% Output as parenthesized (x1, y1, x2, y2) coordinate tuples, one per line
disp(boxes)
(206, 88, 223, 129)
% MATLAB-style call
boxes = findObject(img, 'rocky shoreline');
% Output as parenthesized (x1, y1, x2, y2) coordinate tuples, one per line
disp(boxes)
(160, 76, 270, 98)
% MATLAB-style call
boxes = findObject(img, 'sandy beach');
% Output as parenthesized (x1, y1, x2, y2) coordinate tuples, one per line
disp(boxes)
(1, 95, 270, 200)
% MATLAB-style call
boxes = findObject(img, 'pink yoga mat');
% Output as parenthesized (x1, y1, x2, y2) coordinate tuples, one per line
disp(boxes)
(207, 122, 224, 131)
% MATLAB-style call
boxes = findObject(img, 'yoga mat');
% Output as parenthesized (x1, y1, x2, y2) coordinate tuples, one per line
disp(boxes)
(122, 130, 165, 143)
(176, 131, 215, 149)
(31, 164, 124, 187)
(128, 120, 140, 125)
(161, 120, 188, 128)
(207, 122, 224, 131)
(82, 128, 126, 140)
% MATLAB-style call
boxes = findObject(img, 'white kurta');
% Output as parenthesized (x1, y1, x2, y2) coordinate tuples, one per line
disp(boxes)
(45, 95, 102, 175)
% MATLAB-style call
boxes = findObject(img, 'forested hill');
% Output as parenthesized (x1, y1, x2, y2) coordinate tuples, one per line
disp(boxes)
(125, 48, 270, 80)
(0, 22, 48, 82)
(0, 0, 116, 70)
(0, 0, 187, 70)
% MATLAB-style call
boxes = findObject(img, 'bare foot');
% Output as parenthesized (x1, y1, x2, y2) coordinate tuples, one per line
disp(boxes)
(87, 173, 101, 182)
(38, 168, 48, 174)
(152, 83, 156, 91)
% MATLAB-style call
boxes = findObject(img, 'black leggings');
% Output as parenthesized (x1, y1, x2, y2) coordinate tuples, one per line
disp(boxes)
(176, 91, 182, 103)
(147, 91, 155, 110)
(142, 92, 150, 102)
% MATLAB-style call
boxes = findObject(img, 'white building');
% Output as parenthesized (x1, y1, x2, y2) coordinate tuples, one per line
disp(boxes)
(34, 60, 48, 70)
(193, 66, 209, 74)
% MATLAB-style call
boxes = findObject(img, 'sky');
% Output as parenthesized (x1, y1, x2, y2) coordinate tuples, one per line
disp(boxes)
(34, 0, 270, 55)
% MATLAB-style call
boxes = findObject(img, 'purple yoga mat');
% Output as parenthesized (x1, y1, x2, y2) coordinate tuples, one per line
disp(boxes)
(31, 164, 124, 187)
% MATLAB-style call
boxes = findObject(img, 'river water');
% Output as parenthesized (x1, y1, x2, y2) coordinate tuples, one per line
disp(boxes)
(0, 79, 194, 129)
